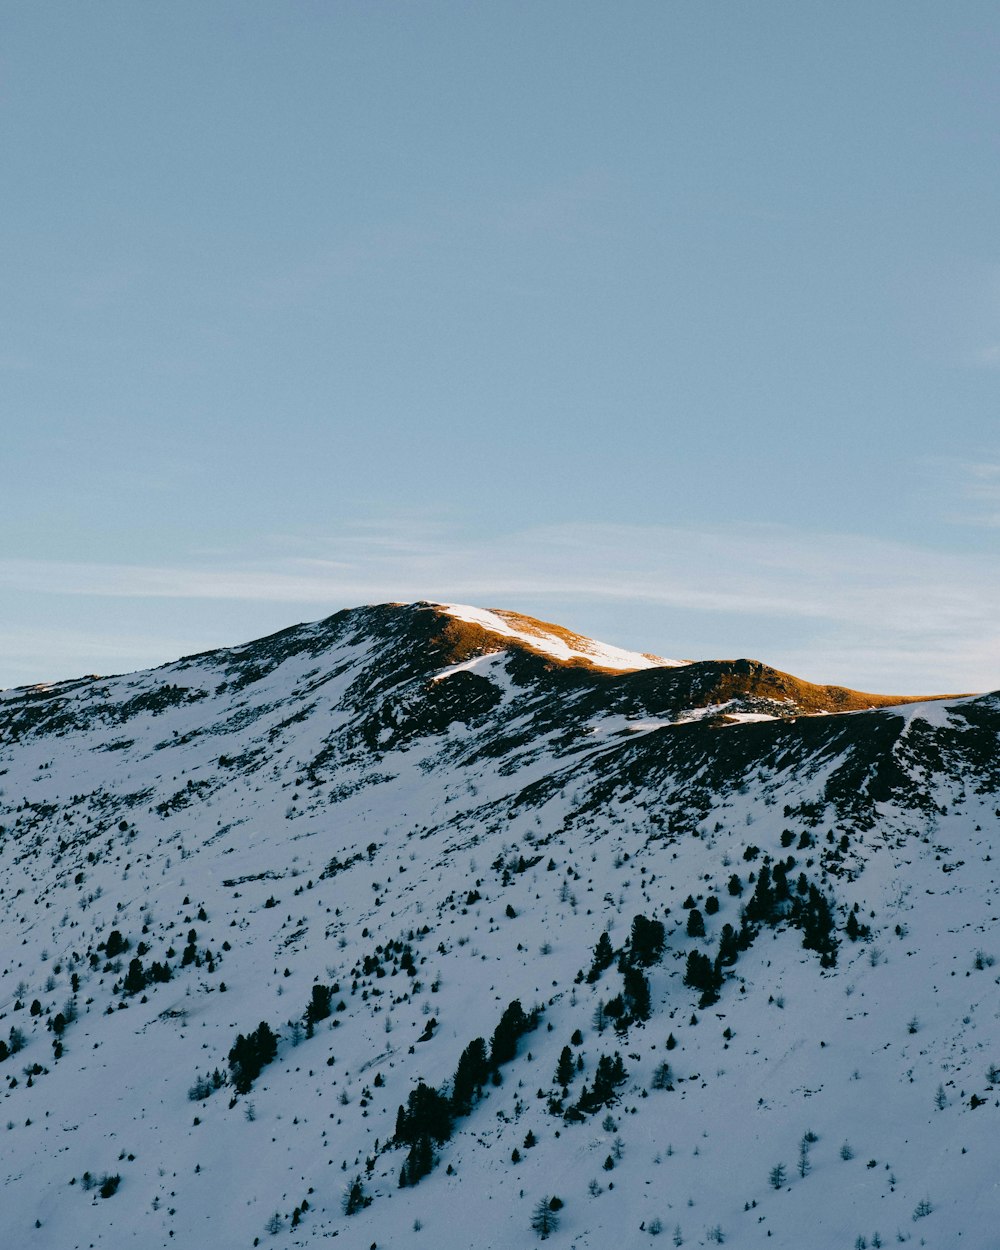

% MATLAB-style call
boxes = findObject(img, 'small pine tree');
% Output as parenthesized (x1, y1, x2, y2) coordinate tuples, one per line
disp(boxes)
(555, 1045, 575, 1088)
(587, 932, 615, 982)
(686, 909, 705, 938)
(305, 983, 333, 1035)
(490, 999, 529, 1067)
(123, 958, 146, 997)
(622, 965, 651, 1022)
(717, 924, 739, 967)
(531, 1197, 560, 1239)
(343, 1175, 369, 1214)
(452, 1037, 489, 1114)
(769, 1163, 786, 1189)
(99, 1174, 121, 1199)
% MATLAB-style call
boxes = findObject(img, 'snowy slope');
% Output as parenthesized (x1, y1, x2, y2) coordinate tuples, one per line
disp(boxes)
(0, 602, 997, 1249)
(434, 603, 688, 670)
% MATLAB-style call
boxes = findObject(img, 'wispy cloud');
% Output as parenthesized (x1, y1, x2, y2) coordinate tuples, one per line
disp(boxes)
(0, 627, 208, 688)
(2, 520, 998, 692)
(934, 457, 1000, 528)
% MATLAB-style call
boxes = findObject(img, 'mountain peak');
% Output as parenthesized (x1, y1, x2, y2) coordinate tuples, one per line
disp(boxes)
(424, 601, 688, 672)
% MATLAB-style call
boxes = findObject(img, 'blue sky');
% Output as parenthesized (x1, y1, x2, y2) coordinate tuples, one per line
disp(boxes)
(2, 2, 998, 692)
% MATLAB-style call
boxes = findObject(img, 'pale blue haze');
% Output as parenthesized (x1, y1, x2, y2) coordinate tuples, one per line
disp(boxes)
(2, 2, 998, 691)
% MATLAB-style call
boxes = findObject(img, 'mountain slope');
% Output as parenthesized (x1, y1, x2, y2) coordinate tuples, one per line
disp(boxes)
(0, 602, 997, 1249)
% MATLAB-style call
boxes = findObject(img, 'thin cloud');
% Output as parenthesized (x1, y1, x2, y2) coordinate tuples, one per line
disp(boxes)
(934, 457, 1000, 528)
(2, 521, 998, 693)
(0, 627, 209, 688)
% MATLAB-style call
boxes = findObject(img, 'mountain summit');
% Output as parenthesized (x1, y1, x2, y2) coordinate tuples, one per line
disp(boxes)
(0, 603, 996, 1247)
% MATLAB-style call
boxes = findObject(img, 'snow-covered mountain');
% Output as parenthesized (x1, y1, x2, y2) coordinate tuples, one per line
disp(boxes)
(0, 601, 997, 1249)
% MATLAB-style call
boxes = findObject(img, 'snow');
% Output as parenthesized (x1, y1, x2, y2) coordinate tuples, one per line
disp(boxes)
(585, 715, 674, 736)
(434, 602, 689, 670)
(431, 652, 514, 691)
(880, 694, 979, 729)
(670, 701, 778, 725)
(0, 601, 996, 1249)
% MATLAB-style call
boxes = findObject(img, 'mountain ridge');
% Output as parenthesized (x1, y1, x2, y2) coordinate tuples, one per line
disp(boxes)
(4, 599, 971, 716)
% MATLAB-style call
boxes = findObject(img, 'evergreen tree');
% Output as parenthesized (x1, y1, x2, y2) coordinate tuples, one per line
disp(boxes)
(123, 958, 146, 997)
(683, 950, 723, 1006)
(452, 1037, 489, 1114)
(531, 1197, 561, 1239)
(737, 916, 757, 951)
(587, 932, 615, 982)
(717, 924, 740, 967)
(746, 863, 774, 923)
(395, 1081, 453, 1145)
(343, 1175, 370, 1213)
(399, 1134, 434, 1187)
(255, 1021, 278, 1065)
(622, 965, 651, 1022)
(629, 914, 665, 966)
(304, 983, 333, 1036)
(800, 885, 837, 964)
(228, 1021, 279, 1094)
(555, 1045, 575, 1088)
(490, 999, 528, 1066)
(686, 908, 705, 938)
(578, 1052, 627, 1111)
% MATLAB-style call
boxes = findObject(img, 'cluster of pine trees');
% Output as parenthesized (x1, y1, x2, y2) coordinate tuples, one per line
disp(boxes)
(683, 856, 840, 1007)
(122, 956, 172, 996)
(394, 998, 540, 1187)
(575, 1052, 627, 1114)
(228, 1022, 279, 1094)
(743, 859, 838, 965)
(586, 913, 664, 1031)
